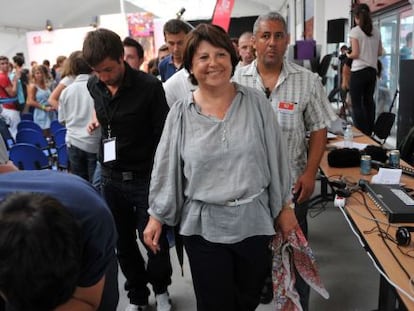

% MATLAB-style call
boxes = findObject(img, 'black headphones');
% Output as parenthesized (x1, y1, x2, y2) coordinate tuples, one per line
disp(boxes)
(395, 226, 414, 246)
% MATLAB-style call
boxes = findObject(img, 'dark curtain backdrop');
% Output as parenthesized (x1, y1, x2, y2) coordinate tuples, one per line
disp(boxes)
(189, 16, 259, 38)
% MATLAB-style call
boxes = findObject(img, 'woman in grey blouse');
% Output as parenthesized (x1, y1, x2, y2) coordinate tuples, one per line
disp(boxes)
(144, 24, 298, 311)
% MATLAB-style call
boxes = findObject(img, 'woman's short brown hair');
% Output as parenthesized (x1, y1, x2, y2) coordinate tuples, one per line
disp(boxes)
(183, 23, 239, 85)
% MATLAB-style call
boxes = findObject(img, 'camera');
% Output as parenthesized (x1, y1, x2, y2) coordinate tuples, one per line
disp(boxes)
(347, 47, 352, 54)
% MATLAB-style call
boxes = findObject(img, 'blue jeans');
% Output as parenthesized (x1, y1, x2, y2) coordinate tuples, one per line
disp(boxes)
(101, 170, 172, 306)
(92, 161, 102, 192)
(67, 145, 97, 182)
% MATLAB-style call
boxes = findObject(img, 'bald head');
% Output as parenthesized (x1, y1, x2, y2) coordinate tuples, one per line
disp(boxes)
(238, 32, 255, 66)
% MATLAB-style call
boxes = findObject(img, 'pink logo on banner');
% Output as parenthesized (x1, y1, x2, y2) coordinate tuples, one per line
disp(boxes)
(33, 36, 41, 44)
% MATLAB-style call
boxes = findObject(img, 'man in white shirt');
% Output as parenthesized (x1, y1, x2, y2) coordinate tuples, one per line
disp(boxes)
(162, 69, 195, 108)
(236, 32, 255, 69)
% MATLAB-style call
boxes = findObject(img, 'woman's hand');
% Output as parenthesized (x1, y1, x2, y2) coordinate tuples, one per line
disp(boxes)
(143, 216, 163, 254)
(275, 205, 298, 240)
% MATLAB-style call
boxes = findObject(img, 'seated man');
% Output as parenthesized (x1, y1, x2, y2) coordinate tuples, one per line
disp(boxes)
(0, 154, 119, 311)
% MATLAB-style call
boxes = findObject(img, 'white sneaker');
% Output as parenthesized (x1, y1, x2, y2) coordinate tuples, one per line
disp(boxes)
(156, 292, 172, 311)
(125, 303, 148, 311)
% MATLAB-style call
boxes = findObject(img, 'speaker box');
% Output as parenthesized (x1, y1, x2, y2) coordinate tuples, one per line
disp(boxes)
(327, 19, 347, 43)
(294, 40, 316, 60)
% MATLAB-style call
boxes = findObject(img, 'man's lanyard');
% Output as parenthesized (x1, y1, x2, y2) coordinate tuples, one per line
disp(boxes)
(100, 88, 121, 163)
(100, 89, 121, 139)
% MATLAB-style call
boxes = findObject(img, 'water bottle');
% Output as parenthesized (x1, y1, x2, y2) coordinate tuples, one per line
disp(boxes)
(343, 124, 353, 148)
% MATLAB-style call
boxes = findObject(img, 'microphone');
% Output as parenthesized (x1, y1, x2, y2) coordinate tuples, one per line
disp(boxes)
(264, 87, 271, 98)
(176, 8, 186, 19)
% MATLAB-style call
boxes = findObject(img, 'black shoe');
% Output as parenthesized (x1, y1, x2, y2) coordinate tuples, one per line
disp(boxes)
(259, 278, 273, 304)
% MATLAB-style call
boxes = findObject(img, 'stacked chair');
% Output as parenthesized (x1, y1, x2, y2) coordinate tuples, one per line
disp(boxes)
(20, 113, 34, 121)
(52, 127, 69, 171)
(9, 143, 51, 170)
(16, 128, 55, 158)
(50, 120, 65, 136)
(9, 119, 68, 171)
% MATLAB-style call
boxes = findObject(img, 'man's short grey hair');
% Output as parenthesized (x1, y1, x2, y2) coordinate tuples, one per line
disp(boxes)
(253, 12, 287, 35)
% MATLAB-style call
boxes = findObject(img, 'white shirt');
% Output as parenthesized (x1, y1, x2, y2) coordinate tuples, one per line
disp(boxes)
(58, 74, 100, 153)
(349, 26, 381, 71)
(162, 69, 196, 108)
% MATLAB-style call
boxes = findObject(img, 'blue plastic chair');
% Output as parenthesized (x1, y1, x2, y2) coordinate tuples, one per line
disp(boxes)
(56, 144, 69, 171)
(15, 128, 55, 157)
(20, 113, 34, 121)
(17, 120, 43, 134)
(50, 120, 65, 136)
(9, 143, 51, 170)
(53, 127, 67, 148)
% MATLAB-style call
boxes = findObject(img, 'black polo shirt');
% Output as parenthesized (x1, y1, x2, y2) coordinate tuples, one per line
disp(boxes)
(87, 63, 169, 176)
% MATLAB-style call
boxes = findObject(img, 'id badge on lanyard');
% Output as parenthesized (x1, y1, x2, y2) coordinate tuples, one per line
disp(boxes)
(103, 124, 116, 163)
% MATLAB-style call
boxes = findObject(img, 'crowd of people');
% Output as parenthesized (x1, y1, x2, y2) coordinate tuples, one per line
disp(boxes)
(0, 4, 404, 311)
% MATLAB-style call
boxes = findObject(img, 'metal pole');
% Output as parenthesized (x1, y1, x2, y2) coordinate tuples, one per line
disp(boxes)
(120, 0, 125, 16)
(119, 0, 129, 36)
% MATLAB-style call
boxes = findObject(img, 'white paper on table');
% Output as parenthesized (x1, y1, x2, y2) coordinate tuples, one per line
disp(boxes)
(371, 168, 402, 184)
(331, 141, 368, 150)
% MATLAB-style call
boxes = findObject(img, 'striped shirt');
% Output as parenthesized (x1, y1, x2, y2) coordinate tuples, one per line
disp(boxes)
(233, 60, 337, 181)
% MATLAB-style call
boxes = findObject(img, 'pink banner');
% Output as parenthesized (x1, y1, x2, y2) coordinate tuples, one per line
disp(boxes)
(211, 0, 235, 31)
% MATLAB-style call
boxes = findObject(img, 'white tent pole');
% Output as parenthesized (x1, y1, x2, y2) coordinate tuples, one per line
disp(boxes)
(119, 0, 129, 37)
(120, 0, 126, 16)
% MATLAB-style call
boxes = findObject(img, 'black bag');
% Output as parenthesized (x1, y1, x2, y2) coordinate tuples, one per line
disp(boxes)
(362, 145, 388, 163)
(372, 89, 398, 143)
(328, 148, 360, 167)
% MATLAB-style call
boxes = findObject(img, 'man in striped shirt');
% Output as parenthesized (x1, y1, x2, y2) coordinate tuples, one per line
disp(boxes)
(233, 12, 337, 310)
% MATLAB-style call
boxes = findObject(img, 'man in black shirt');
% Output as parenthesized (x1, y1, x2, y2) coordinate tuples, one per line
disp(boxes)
(83, 28, 172, 311)
(328, 44, 348, 103)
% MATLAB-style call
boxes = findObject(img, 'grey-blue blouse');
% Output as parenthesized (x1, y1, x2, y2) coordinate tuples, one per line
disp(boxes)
(148, 83, 292, 244)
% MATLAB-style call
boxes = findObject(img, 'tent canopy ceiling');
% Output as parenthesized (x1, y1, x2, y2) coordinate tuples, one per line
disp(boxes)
(1, 0, 284, 33)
